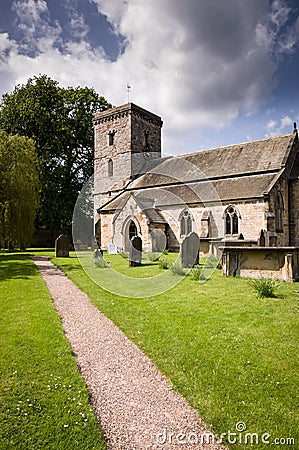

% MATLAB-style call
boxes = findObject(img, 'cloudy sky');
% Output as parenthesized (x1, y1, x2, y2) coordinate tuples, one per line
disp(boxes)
(0, 0, 299, 155)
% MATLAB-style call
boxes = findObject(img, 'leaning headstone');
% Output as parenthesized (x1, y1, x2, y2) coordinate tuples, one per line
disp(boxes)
(129, 236, 142, 267)
(108, 243, 118, 254)
(181, 232, 200, 268)
(55, 234, 70, 257)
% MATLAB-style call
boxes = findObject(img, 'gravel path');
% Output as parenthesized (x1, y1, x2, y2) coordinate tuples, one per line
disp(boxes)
(32, 256, 227, 450)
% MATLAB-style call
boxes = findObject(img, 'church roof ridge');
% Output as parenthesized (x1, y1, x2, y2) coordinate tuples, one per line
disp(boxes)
(172, 133, 293, 159)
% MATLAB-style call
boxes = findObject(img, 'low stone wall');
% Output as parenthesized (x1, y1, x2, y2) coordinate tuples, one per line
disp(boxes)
(221, 246, 299, 282)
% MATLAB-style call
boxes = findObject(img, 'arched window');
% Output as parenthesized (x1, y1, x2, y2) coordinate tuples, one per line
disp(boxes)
(108, 159, 113, 177)
(276, 191, 284, 233)
(180, 209, 192, 236)
(224, 206, 240, 235)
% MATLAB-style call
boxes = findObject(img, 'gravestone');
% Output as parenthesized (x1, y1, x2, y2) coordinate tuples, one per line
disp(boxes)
(108, 243, 118, 254)
(151, 229, 167, 253)
(181, 232, 200, 268)
(129, 235, 142, 267)
(74, 239, 88, 251)
(93, 248, 103, 263)
(55, 234, 70, 257)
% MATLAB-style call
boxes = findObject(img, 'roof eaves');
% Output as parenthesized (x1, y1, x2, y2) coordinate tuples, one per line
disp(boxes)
(263, 168, 286, 197)
(280, 133, 297, 168)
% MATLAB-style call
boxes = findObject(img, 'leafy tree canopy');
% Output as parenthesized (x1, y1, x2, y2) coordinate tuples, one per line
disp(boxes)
(0, 131, 39, 248)
(0, 75, 112, 237)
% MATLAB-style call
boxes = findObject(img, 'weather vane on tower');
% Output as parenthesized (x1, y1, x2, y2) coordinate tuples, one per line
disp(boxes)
(127, 84, 131, 103)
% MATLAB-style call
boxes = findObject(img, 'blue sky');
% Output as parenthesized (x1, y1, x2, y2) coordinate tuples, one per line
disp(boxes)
(0, 0, 298, 155)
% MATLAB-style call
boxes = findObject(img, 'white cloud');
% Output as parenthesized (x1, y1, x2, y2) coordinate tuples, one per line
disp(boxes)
(266, 114, 294, 136)
(0, 0, 298, 152)
(11, 0, 62, 53)
(281, 115, 293, 129)
(266, 119, 277, 130)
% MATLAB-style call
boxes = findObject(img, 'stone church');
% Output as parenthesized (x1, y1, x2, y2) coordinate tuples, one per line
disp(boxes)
(93, 103, 299, 281)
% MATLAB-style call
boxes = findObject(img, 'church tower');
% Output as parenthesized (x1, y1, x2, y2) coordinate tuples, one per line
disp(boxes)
(93, 103, 163, 211)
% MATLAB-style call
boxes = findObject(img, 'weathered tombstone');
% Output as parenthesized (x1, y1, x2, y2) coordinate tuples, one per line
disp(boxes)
(93, 248, 103, 263)
(55, 234, 70, 257)
(129, 236, 142, 267)
(74, 239, 88, 251)
(108, 243, 118, 254)
(181, 232, 200, 268)
(151, 229, 167, 253)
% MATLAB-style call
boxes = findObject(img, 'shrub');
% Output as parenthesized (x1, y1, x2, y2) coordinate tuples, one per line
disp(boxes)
(205, 254, 222, 270)
(159, 257, 170, 270)
(250, 277, 280, 298)
(190, 264, 207, 281)
(170, 260, 186, 276)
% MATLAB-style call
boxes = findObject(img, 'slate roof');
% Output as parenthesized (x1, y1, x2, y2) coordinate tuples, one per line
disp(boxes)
(99, 132, 298, 212)
(143, 208, 167, 224)
(135, 133, 294, 183)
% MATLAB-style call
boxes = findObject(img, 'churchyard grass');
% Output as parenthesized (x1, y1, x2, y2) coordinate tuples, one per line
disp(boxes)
(0, 252, 106, 450)
(48, 251, 299, 449)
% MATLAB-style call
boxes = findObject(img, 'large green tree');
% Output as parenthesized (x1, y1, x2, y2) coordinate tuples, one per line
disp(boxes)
(0, 131, 39, 248)
(0, 75, 111, 237)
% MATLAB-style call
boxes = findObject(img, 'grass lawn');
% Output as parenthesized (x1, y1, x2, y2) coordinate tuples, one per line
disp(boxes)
(0, 252, 106, 450)
(47, 251, 299, 449)
(2, 249, 299, 449)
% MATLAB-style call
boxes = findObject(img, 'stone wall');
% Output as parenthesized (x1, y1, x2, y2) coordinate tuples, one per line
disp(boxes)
(164, 200, 267, 249)
(100, 214, 113, 250)
(289, 179, 299, 246)
(98, 198, 269, 253)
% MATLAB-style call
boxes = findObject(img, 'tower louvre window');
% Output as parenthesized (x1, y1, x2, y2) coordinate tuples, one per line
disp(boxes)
(108, 131, 115, 146)
(144, 130, 150, 151)
(108, 159, 113, 177)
